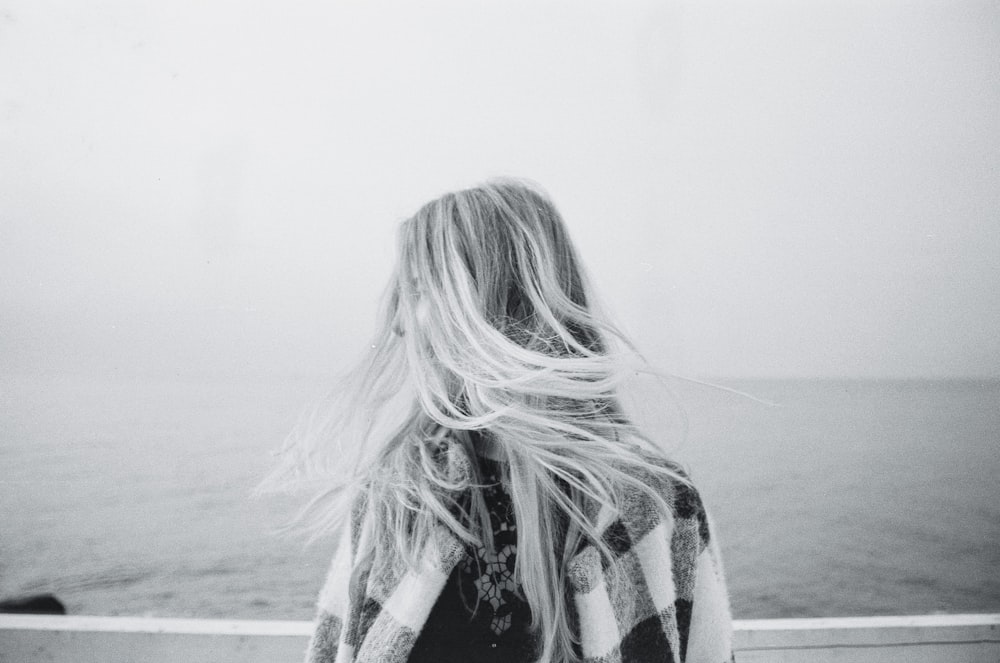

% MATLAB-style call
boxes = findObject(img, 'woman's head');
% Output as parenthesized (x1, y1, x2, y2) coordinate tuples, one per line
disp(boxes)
(394, 180, 600, 354)
(394, 180, 594, 348)
(387, 179, 616, 430)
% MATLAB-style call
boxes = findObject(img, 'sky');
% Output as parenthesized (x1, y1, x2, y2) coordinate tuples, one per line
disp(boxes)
(1, 0, 998, 379)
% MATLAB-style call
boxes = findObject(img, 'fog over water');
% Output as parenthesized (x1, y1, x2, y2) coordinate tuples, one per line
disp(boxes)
(2, 0, 998, 381)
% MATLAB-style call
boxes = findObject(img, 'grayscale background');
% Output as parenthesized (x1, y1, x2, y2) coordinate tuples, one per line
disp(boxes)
(1, 0, 998, 620)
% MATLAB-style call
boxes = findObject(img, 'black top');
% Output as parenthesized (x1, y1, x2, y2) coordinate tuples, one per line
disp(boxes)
(408, 456, 537, 663)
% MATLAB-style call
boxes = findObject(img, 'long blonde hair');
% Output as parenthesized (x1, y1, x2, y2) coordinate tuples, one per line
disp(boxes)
(266, 179, 688, 663)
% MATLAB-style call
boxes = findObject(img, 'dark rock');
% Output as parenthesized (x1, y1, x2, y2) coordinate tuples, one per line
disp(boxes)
(0, 594, 66, 615)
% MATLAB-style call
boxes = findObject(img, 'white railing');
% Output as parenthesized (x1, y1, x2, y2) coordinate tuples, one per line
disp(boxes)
(1, 613, 998, 662)
(733, 614, 999, 662)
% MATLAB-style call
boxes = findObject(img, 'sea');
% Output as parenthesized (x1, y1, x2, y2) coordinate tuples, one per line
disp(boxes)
(1, 372, 998, 620)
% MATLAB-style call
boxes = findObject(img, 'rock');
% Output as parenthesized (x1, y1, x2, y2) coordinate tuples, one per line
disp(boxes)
(0, 594, 66, 615)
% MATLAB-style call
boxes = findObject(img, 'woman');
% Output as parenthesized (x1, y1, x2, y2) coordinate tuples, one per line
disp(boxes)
(272, 179, 733, 663)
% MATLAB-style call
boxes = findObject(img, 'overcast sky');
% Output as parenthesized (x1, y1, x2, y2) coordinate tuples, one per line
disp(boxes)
(2, 0, 998, 379)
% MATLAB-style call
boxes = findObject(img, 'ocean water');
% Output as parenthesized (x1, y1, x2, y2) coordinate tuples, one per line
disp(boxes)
(1, 373, 998, 620)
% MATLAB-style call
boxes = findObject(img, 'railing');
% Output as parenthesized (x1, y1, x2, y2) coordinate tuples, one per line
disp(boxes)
(1, 613, 998, 662)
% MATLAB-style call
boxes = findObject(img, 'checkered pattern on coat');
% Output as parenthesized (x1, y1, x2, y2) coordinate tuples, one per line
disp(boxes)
(304, 448, 732, 663)
(566, 465, 733, 663)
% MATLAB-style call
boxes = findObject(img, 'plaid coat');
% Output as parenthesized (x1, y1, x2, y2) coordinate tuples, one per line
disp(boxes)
(305, 443, 733, 663)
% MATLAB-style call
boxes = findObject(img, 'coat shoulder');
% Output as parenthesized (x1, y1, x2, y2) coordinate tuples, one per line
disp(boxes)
(566, 453, 713, 591)
(615, 454, 710, 545)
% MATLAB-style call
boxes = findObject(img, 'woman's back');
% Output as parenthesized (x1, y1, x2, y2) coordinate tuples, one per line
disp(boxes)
(305, 431, 730, 663)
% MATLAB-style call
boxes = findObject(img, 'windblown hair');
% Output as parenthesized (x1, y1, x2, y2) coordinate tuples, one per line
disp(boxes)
(265, 179, 688, 663)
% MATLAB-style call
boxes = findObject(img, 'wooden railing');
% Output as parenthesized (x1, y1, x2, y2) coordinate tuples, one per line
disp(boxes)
(1, 613, 998, 662)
